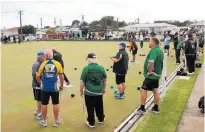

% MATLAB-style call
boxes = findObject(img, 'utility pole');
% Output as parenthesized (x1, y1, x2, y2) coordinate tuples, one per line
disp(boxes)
(54, 17, 56, 26)
(117, 17, 119, 32)
(81, 15, 84, 23)
(40, 18, 42, 29)
(19, 11, 23, 40)
(60, 19, 62, 33)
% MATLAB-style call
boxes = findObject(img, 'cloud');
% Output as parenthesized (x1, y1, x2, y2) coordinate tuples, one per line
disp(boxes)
(1, 0, 205, 28)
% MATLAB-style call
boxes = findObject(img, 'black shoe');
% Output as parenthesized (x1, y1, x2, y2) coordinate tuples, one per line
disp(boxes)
(136, 107, 146, 115)
(151, 107, 160, 114)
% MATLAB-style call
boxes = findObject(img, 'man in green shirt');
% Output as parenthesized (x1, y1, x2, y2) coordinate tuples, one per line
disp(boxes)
(80, 53, 107, 128)
(175, 34, 183, 64)
(138, 38, 164, 114)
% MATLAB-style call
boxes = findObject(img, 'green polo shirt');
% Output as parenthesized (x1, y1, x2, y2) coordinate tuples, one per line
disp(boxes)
(80, 63, 107, 96)
(177, 38, 183, 50)
(143, 46, 164, 80)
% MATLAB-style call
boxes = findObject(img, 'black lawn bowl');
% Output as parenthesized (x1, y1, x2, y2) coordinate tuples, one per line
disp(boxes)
(74, 68, 77, 70)
(71, 94, 75, 98)
(139, 71, 141, 74)
(196, 63, 202, 68)
(140, 54, 146, 56)
(181, 72, 187, 76)
(176, 71, 182, 75)
(106, 69, 109, 71)
(180, 68, 184, 72)
(111, 66, 113, 68)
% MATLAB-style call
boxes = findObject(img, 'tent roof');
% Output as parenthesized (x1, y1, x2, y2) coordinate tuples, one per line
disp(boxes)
(189, 21, 204, 26)
(123, 23, 176, 28)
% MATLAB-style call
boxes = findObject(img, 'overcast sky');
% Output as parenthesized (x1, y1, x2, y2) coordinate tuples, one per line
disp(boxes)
(1, 0, 204, 29)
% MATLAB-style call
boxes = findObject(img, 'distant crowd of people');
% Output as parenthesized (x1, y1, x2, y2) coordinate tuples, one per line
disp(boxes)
(1, 34, 24, 44)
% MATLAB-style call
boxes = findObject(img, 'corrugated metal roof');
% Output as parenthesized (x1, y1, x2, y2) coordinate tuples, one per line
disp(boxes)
(190, 21, 204, 26)
(126, 23, 176, 28)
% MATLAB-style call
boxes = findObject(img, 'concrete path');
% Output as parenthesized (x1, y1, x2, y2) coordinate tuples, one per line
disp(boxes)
(176, 66, 204, 132)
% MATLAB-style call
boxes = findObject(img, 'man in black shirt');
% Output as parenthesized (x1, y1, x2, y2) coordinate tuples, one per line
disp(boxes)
(173, 33, 178, 50)
(185, 34, 197, 74)
(52, 47, 70, 86)
(110, 43, 129, 99)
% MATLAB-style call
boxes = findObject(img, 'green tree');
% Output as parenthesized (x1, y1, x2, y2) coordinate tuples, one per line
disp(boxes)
(101, 16, 114, 26)
(80, 21, 89, 27)
(119, 21, 128, 27)
(89, 21, 101, 31)
(44, 26, 50, 28)
(71, 20, 80, 27)
(18, 25, 35, 35)
(111, 21, 118, 30)
(46, 28, 56, 34)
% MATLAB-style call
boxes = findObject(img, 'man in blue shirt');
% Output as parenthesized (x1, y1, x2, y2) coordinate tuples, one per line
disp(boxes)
(164, 34, 170, 56)
(36, 49, 64, 127)
(32, 50, 46, 119)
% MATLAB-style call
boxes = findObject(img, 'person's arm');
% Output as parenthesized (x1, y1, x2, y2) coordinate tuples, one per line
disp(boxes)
(129, 41, 132, 51)
(102, 67, 107, 94)
(57, 62, 64, 90)
(147, 50, 157, 75)
(36, 62, 46, 86)
(184, 40, 189, 54)
(111, 52, 122, 63)
(80, 67, 87, 97)
(80, 81, 85, 97)
(32, 63, 40, 85)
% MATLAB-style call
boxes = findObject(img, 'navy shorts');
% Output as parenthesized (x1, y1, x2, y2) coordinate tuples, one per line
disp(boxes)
(141, 78, 159, 91)
(41, 91, 59, 105)
(164, 45, 170, 50)
(116, 74, 126, 85)
(132, 49, 138, 55)
(33, 88, 42, 101)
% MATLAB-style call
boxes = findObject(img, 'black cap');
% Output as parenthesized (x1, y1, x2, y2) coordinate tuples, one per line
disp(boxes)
(86, 53, 96, 60)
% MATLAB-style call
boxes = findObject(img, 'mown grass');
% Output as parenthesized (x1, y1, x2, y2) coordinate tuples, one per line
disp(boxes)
(1, 41, 178, 132)
(135, 56, 204, 132)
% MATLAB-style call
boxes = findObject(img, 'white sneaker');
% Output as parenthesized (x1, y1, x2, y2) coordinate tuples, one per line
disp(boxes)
(36, 113, 42, 120)
(34, 108, 38, 115)
(64, 84, 69, 88)
(86, 121, 95, 128)
(98, 118, 105, 124)
(53, 119, 62, 127)
(40, 120, 47, 127)
(187, 72, 194, 75)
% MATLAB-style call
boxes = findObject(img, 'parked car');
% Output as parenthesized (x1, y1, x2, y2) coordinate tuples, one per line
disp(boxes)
(25, 36, 36, 41)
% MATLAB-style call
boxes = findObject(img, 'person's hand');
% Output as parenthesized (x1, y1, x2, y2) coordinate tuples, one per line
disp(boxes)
(147, 72, 154, 75)
(59, 86, 63, 91)
(103, 89, 105, 94)
(80, 92, 84, 98)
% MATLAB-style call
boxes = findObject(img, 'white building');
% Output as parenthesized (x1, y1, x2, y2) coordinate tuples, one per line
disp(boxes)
(1, 27, 19, 36)
(189, 21, 204, 31)
(56, 26, 70, 32)
(119, 23, 177, 33)
(68, 28, 82, 38)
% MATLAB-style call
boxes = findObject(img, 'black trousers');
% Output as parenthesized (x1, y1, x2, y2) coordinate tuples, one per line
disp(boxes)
(62, 66, 69, 84)
(186, 55, 195, 73)
(175, 49, 181, 63)
(85, 95, 104, 125)
(140, 41, 143, 48)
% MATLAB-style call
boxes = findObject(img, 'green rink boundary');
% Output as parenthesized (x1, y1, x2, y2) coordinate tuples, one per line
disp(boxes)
(133, 57, 204, 132)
